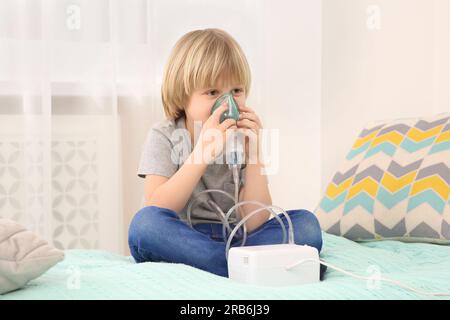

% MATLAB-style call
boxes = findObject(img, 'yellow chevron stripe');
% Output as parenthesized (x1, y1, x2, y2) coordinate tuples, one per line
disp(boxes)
(352, 130, 379, 149)
(435, 130, 450, 144)
(370, 131, 404, 148)
(325, 177, 354, 198)
(410, 175, 450, 200)
(407, 125, 444, 142)
(347, 178, 379, 200)
(381, 171, 417, 193)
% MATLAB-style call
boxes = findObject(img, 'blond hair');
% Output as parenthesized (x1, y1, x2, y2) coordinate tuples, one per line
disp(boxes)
(161, 28, 251, 120)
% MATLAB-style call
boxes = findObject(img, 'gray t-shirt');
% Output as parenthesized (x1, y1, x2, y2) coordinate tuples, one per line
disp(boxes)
(137, 115, 246, 224)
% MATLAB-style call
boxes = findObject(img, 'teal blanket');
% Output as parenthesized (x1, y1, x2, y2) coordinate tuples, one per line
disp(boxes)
(2, 232, 449, 300)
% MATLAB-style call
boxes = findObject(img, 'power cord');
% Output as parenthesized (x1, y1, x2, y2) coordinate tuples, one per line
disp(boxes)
(285, 258, 450, 297)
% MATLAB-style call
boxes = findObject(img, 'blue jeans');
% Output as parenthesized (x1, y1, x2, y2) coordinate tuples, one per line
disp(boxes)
(128, 205, 327, 279)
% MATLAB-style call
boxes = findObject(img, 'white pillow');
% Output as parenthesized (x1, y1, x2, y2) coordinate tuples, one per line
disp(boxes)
(0, 218, 65, 294)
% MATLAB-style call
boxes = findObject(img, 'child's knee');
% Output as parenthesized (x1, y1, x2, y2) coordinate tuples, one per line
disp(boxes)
(128, 206, 171, 248)
(288, 209, 323, 252)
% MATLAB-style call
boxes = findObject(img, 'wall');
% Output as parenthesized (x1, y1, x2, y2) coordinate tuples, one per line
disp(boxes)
(321, 0, 450, 193)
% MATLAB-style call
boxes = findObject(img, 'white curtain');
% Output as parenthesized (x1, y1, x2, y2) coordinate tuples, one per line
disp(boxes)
(0, 0, 273, 254)
(0, 0, 157, 253)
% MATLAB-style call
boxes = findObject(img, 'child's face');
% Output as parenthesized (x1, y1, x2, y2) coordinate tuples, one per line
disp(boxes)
(185, 77, 246, 124)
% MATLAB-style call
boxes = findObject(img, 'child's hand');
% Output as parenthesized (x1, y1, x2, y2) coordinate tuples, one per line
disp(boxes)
(193, 101, 237, 164)
(236, 105, 263, 165)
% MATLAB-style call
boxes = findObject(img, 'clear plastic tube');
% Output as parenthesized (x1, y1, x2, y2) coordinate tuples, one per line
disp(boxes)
(222, 201, 293, 244)
(221, 200, 286, 246)
(186, 188, 287, 246)
(225, 204, 295, 261)
(186, 165, 294, 260)
(186, 189, 235, 234)
(186, 166, 248, 242)
(206, 199, 236, 236)
(231, 165, 247, 245)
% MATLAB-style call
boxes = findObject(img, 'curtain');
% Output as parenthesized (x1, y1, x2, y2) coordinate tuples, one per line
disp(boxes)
(0, 0, 156, 253)
(0, 0, 269, 254)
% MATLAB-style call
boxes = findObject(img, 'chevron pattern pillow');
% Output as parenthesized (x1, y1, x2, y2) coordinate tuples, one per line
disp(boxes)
(315, 113, 450, 244)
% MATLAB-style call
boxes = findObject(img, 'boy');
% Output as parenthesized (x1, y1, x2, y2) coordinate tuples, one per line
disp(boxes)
(128, 28, 324, 278)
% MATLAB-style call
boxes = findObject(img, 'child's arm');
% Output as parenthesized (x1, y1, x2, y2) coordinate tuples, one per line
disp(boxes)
(144, 103, 236, 213)
(143, 149, 207, 212)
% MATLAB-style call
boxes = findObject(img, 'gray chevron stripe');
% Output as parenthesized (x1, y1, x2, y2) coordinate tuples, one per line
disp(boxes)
(378, 123, 410, 136)
(415, 116, 449, 130)
(353, 165, 384, 184)
(358, 124, 385, 138)
(387, 159, 422, 178)
(416, 163, 450, 185)
(327, 221, 341, 235)
(410, 222, 440, 239)
(442, 220, 450, 240)
(375, 219, 406, 237)
(343, 224, 374, 240)
(443, 123, 450, 132)
(332, 165, 359, 185)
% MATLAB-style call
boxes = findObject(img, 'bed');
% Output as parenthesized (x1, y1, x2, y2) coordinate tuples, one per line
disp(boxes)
(1, 232, 449, 300)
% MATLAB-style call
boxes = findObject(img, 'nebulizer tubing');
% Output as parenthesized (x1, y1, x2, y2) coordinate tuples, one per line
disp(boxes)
(186, 188, 235, 235)
(220, 199, 288, 246)
(221, 169, 289, 246)
(185, 166, 252, 243)
(186, 91, 292, 253)
(185, 181, 291, 259)
(224, 204, 295, 261)
(185, 143, 290, 249)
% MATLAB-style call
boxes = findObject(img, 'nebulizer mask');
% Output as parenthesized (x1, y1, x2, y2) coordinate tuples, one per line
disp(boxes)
(210, 92, 245, 168)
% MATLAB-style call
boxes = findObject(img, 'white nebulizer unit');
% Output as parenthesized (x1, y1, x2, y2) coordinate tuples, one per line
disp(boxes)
(222, 197, 320, 287)
(186, 92, 321, 287)
(227, 243, 320, 287)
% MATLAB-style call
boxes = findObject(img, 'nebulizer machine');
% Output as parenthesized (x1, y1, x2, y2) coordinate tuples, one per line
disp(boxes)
(184, 92, 450, 296)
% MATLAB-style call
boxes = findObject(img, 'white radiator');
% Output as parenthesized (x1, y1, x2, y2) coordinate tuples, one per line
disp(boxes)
(0, 114, 123, 254)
